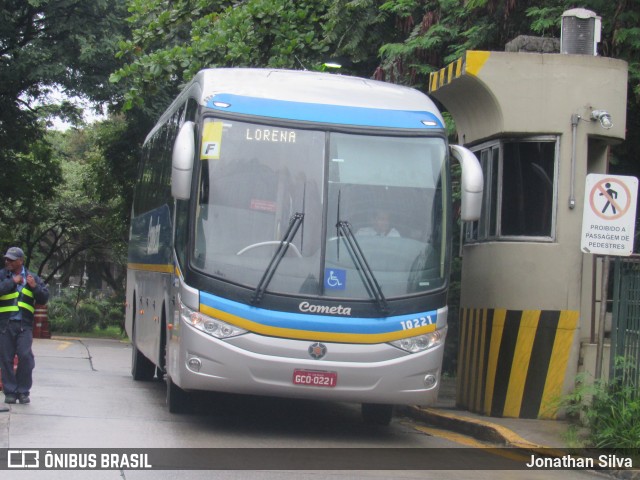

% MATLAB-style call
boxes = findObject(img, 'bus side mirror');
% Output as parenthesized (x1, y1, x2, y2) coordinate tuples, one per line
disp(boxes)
(450, 145, 483, 222)
(171, 121, 195, 200)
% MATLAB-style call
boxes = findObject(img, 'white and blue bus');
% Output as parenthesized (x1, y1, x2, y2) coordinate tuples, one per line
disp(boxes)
(125, 68, 482, 424)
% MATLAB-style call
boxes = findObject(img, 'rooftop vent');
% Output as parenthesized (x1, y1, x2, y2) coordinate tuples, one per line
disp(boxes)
(561, 8, 601, 55)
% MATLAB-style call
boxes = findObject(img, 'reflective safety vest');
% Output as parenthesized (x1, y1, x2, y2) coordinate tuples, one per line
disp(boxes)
(0, 286, 36, 322)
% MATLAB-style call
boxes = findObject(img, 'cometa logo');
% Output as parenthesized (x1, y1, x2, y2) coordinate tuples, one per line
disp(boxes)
(298, 301, 352, 316)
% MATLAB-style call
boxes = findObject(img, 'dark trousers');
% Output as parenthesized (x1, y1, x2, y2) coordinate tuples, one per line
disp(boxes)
(0, 321, 34, 395)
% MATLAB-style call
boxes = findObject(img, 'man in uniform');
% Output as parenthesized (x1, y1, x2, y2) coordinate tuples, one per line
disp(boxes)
(0, 247, 49, 404)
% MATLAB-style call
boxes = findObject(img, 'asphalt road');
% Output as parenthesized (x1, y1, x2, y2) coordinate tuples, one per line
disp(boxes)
(0, 338, 607, 480)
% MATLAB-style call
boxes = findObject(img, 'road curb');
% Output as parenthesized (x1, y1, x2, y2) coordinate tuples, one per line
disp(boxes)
(405, 406, 559, 451)
(404, 406, 640, 479)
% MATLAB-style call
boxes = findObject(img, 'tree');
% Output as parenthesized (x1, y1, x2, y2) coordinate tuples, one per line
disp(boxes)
(0, 0, 131, 274)
(0, 139, 62, 269)
(110, 0, 332, 112)
(33, 120, 136, 295)
(0, 0, 130, 110)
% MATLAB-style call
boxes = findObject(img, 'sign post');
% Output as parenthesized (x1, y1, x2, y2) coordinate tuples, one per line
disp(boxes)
(581, 174, 638, 256)
(581, 174, 638, 380)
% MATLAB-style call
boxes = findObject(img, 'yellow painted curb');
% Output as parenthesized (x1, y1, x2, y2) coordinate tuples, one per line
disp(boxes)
(408, 406, 569, 459)
(419, 407, 542, 448)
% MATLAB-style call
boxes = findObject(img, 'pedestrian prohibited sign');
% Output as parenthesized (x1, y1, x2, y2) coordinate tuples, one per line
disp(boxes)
(581, 174, 638, 256)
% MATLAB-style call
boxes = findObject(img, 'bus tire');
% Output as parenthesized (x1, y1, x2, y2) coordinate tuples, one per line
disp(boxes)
(167, 375, 191, 414)
(361, 403, 393, 426)
(131, 297, 155, 381)
(132, 338, 155, 381)
(156, 307, 167, 380)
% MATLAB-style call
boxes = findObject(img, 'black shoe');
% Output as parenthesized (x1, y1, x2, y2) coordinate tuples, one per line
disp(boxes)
(4, 394, 16, 404)
(17, 394, 30, 404)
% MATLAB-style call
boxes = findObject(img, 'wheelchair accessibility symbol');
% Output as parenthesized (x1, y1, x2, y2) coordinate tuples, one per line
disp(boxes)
(325, 269, 346, 290)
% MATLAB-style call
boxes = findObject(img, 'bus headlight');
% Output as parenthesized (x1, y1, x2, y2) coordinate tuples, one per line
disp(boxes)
(389, 326, 447, 353)
(180, 302, 247, 339)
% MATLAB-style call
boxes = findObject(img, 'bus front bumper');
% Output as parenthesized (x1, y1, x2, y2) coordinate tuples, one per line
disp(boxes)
(168, 322, 445, 407)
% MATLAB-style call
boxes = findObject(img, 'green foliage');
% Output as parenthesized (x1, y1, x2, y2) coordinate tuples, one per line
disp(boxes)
(48, 298, 76, 334)
(0, 0, 129, 147)
(0, 139, 62, 257)
(560, 359, 640, 451)
(526, 6, 564, 35)
(0, 0, 132, 276)
(322, 0, 396, 75)
(76, 303, 102, 333)
(7, 118, 135, 292)
(105, 307, 125, 331)
(112, 0, 333, 112)
(48, 290, 124, 334)
(589, 385, 640, 449)
(377, 0, 532, 86)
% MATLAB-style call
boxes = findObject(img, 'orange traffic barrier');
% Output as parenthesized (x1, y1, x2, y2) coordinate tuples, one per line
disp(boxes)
(34, 304, 51, 339)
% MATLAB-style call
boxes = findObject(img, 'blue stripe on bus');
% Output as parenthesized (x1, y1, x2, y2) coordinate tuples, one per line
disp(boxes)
(199, 291, 437, 334)
(206, 94, 443, 129)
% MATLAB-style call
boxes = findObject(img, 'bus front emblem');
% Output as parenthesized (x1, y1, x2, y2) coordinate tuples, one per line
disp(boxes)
(308, 342, 327, 360)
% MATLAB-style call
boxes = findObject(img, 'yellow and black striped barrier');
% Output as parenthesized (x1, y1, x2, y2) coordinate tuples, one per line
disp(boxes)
(457, 308, 579, 419)
(429, 51, 491, 93)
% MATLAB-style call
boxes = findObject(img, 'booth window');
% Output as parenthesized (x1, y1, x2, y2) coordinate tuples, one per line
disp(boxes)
(465, 137, 557, 242)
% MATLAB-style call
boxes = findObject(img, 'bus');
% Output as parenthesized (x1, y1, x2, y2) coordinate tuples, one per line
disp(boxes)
(125, 68, 483, 425)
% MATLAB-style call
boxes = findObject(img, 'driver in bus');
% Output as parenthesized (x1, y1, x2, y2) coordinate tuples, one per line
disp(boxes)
(357, 210, 400, 237)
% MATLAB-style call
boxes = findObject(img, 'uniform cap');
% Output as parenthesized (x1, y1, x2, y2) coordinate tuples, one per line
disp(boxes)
(4, 247, 24, 261)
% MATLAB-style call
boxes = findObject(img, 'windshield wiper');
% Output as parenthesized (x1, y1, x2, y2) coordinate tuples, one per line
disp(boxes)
(336, 220, 389, 315)
(251, 212, 304, 305)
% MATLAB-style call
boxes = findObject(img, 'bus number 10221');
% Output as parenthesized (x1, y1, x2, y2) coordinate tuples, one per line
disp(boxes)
(400, 316, 432, 330)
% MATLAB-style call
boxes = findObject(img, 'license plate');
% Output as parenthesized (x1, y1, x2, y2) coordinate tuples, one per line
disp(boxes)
(293, 369, 337, 388)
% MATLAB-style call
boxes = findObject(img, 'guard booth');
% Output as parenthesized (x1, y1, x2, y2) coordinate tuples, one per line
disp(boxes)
(430, 41, 628, 418)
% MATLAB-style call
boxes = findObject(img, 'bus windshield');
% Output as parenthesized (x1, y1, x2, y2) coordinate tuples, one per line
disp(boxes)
(193, 118, 449, 300)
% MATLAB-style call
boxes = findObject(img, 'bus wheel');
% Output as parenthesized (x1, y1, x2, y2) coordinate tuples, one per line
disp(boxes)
(166, 375, 191, 414)
(131, 301, 156, 381)
(361, 403, 393, 426)
(132, 339, 155, 381)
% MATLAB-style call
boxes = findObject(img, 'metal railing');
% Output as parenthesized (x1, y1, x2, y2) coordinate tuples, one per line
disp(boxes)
(610, 255, 640, 390)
